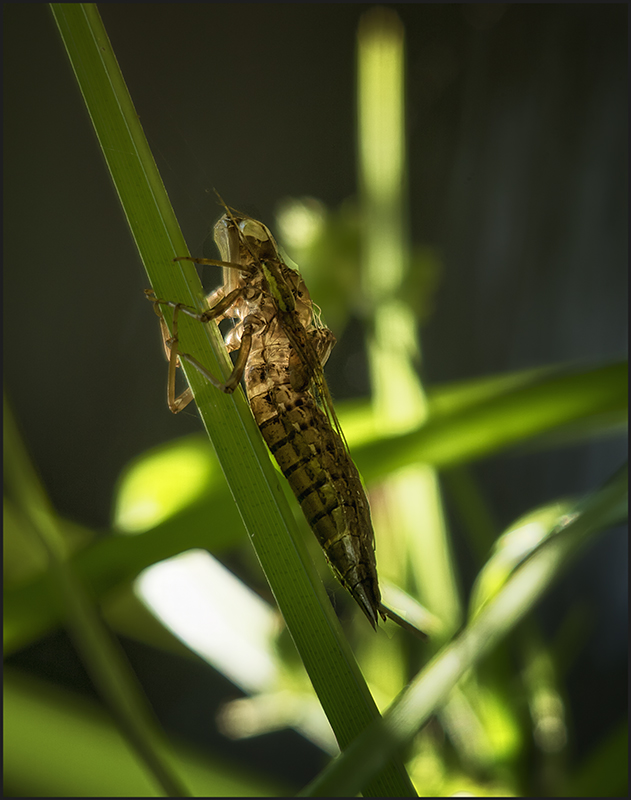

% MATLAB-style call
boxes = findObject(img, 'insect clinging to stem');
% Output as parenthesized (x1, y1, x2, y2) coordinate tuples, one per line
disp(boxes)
(146, 198, 425, 637)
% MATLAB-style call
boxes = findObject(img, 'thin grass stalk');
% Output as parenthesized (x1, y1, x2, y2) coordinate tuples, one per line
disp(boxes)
(357, 7, 461, 639)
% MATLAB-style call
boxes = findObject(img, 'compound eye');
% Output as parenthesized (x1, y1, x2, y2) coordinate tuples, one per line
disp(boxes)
(239, 218, 271, 243)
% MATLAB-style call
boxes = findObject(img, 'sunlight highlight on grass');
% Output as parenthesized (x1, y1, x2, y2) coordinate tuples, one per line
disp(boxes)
(358, 13, 405, 209)
(137, 550, 339, 754)
(469, 500, 575, 618)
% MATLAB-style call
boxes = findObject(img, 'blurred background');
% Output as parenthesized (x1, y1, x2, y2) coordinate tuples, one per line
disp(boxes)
(4, 3, 627, 795)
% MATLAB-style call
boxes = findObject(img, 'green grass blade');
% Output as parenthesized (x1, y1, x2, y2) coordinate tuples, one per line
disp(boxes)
(5, 668, 286, 797)
(357, 6, 461, 637)
(49, 4, 415, 795)
(353, 361, 627, 480)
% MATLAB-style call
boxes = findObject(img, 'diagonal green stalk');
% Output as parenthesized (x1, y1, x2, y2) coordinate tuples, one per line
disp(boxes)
(50, 4, 416, 795)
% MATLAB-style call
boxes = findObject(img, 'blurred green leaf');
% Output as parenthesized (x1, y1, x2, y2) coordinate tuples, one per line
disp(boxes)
(3, 485, 246, 655)
(352, 361, 627, 480)
(469, 500, 576, 619)
(4, 668, 286, 797)
(276, 197, 444, 332)
(5, 387, 190, 798)
(114, 435, 222, 533)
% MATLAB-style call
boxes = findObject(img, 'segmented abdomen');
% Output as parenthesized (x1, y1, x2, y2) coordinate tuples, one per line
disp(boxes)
(245, 351, 382, 627)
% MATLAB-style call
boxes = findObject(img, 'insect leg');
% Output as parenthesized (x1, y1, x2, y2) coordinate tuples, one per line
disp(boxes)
(145, 286, 245, 412)
(173, 255, 254, 274)
(148, 286, 243, 326)
(379, 603, 428, 640)
(176, 315, 255, 394)
(145, 295, 194, 413)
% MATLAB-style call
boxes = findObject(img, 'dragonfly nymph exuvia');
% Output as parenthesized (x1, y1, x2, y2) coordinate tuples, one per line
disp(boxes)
(147, 201, 425, 637)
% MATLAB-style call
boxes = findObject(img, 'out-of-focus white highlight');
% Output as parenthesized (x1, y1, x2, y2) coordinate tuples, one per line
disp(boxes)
(135, 549, 279, 694)
(276, 197, 325, 249)
(500, 521, 548, 560)
(217, 691, 339, 755)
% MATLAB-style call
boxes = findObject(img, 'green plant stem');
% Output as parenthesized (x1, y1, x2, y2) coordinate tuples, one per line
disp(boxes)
(357, 6, 460, 636)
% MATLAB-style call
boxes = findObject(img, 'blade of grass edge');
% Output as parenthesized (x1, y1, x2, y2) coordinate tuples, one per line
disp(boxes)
(50, 4, 416, 795)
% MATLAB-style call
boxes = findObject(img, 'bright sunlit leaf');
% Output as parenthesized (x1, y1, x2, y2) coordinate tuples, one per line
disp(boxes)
(114, 436, 217, 533)
(136, 550, 281, 693)
(469, 501, 575, 619)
